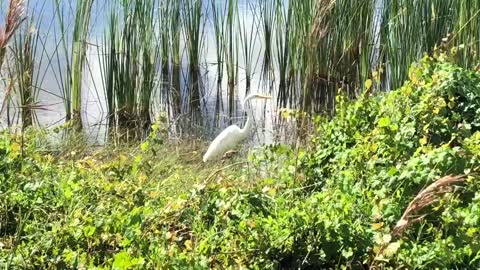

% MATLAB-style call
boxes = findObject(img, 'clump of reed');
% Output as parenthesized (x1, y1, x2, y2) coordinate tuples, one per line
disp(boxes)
(53, 0, 94, 130)
(3, 0, 480, 141)
(0, 0, 48, 130)
(182, 0, 205, 110)
(10, 23, 38, 127)
(100, 0, 160, 138)
(70, 0, 94, 129)
(304, 0, 480, 109)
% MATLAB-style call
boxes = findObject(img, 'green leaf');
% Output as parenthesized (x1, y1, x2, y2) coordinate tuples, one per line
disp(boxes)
(113, 251, 134, 270)
(83, 226, 96, 237)
(141, 141, 149, 152)
(378, 117, 391, 128)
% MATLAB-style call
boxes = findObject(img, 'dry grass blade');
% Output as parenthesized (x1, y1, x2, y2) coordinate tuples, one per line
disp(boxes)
(0, 0, 26, 70)
(0, 0, 26, 49)
(392, 174, 466, 237)
(311, 0, 335, 40)
(4, 0, 26, 40)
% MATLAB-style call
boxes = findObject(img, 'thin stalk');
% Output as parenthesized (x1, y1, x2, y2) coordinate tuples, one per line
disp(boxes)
(70, 0, 94, 129)
(259, 0, 275, 80)
(238, 0, 260, 92)
(211, 0, 227, 83)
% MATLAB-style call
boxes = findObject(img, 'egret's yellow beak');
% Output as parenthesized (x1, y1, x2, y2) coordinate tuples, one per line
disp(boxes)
(255, 94, 272, 100)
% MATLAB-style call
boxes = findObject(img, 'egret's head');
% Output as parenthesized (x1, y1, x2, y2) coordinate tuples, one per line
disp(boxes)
(244, 93, 272, 104)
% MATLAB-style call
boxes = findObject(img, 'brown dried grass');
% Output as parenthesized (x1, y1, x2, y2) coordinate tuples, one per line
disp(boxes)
(392, 174, 466, 237)
(311, 0, 335, 40)
(0, 0, 26, 69)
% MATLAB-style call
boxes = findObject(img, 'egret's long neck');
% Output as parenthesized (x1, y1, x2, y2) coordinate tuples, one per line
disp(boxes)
(240, 99, 254, 135)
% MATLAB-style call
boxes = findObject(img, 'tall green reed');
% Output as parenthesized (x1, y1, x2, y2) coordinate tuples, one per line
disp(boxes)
(99, 12, 116, 128)
(10, 21, 39, 127)
(158, 0, 182, 116)
(224, 0, 238, 88)
(158, 0, 170, 74)
(100, 0, 159, 137)
(182, 0, 205, 110)
(239, 1, 260, 91)
(211, 0, 226, 83)
(53, 0, 94, 129)
(70, 0, 93, 129)
(182, 0, 204, 72)
(170, 0, 181, 67)
(454, 1, 480, 68)
(274, 0, 292, 108)
(259, 0, 275, 80)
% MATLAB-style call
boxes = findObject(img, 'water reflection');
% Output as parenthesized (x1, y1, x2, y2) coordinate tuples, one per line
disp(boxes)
(0, 0, 301, 148)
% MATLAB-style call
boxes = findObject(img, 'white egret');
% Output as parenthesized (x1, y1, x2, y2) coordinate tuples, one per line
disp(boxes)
(203, 93, 271, 162)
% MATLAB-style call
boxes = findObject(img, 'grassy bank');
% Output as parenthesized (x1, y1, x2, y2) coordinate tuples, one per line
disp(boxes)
(1, 55, 480, 269)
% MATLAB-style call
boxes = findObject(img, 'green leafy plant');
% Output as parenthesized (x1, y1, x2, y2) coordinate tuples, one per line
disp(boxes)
(1, 56, 480, 269)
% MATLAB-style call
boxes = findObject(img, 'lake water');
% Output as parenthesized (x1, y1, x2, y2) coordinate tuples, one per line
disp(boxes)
(0, 0, 383, 147)
(0, 0, 294, 147)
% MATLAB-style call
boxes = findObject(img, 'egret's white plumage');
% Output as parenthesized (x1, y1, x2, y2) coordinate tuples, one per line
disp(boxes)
(203, 93, 271, 162)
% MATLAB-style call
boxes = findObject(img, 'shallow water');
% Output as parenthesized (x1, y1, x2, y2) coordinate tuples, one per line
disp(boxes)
(0, 0, 383, 148)
(0, 0, 291, 147)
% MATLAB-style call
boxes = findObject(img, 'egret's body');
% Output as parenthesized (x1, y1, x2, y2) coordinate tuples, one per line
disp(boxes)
(203, 93, 270, 162)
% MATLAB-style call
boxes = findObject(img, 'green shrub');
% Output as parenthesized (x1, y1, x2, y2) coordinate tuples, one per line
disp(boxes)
(1, 56, 480, 269)
(298, 55, 480, 268)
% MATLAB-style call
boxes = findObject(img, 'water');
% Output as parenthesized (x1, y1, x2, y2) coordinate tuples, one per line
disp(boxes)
(0, 0, 382, 147)
(0, 0, 288, 147)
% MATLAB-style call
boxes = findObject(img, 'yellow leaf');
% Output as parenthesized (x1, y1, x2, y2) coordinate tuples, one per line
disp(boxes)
(9, 142, 21, 158)
(138, 173, 148, 183)
(371, 222, 384, 230)
(372, 71, 380, 82)
(268, 188, 277, 197)
(11, 142, 20, 152)
(382, 234, 392, 244)
(383, 241, 401, 258)
(365, 79, 373, 90)
(420, 137, 428, 145)
(184, 240, 193, 251)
